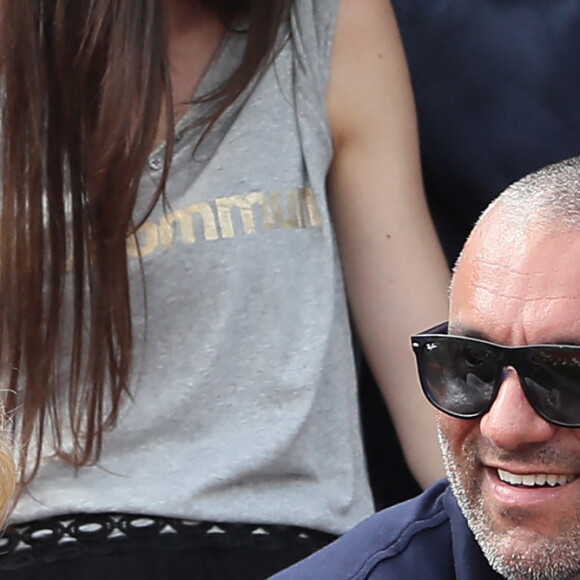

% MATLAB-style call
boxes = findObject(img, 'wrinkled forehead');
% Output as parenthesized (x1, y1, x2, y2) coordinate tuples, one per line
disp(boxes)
(450, 206, 580, 343)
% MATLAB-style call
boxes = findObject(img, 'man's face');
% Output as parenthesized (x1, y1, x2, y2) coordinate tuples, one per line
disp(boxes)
(442, 208, 580, 580)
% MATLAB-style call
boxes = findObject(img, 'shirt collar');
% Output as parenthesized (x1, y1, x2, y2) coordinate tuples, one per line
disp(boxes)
(443, 484, 504, 580)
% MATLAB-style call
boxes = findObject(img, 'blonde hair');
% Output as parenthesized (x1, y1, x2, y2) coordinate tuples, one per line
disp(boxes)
(0, 440, 15, 524)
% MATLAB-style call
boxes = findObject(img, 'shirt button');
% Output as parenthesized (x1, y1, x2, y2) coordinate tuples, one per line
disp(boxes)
(148, 156, 163, 172)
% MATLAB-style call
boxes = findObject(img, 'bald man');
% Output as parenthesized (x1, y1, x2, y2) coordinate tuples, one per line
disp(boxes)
(272, 157, 580, 580)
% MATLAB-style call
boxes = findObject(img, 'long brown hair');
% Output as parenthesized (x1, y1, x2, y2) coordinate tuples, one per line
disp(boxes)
(0, 0, 292, 484)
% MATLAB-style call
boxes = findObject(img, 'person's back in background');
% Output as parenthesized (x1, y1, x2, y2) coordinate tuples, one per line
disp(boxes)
(395, 0, 580, 261)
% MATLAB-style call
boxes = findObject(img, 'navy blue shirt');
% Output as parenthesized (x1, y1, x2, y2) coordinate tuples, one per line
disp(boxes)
(270, 481, 503, 579)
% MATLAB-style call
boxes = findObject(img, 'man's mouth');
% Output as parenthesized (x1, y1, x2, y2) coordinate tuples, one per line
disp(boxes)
(497, 468, 576, 487)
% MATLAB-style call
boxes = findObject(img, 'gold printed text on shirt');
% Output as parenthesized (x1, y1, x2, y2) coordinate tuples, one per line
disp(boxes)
(127, 187, 322, 257)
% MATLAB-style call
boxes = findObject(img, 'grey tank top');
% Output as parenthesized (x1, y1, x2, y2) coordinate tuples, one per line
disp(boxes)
(13, 0, 374, 534)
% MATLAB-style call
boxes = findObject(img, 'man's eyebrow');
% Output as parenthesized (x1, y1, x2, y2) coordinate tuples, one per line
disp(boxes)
(548, 337, 580, 348)
(448, 323, 580, 348)
(447, 323, 493, 342)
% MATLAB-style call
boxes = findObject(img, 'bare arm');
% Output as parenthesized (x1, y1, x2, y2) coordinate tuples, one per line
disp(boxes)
(327, 0, 449, 487)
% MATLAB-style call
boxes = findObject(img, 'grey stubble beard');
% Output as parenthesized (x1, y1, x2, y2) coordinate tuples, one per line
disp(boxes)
(437, 424, 580, 580)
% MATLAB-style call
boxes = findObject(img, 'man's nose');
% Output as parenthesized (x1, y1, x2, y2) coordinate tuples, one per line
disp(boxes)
(479, 367, 557, 449)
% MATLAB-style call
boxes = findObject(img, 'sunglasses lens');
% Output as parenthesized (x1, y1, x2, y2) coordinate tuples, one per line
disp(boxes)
(419, 338, 497, 417)
(523, 350, 580, 426)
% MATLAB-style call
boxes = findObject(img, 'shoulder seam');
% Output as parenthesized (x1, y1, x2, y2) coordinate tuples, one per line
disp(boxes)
(348, 506, 450, 580)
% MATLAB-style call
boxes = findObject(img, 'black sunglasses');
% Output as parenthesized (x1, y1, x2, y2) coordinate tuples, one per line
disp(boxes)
(411, 322, 580, 428)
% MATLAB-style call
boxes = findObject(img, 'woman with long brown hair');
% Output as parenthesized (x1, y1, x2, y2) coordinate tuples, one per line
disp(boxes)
(0, 0, 448, 578)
